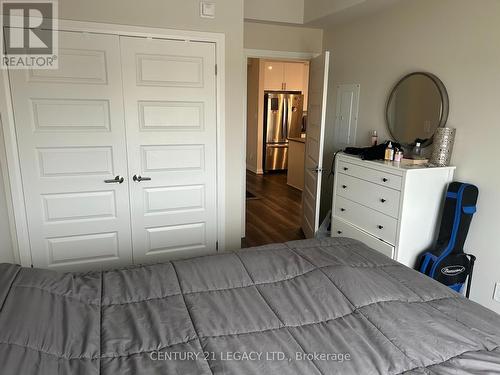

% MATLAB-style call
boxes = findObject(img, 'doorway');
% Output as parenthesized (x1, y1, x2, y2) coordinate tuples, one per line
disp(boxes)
(243, 56, 311, 247)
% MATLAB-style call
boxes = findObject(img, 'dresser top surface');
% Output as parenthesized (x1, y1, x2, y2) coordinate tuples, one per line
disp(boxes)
(338, 152, 456, 173)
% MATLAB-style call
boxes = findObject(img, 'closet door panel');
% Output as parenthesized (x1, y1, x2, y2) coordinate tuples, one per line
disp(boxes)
(120, 37, 218, 263)
(8, 31, 133, 271)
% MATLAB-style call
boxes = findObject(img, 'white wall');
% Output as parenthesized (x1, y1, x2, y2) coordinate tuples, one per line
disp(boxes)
(0, 0, 245, 256)
(323, 0, 500, 313)
(244, 21, 323, 53)
(304, 0, 364, 23)
(244, 0, 304, 24)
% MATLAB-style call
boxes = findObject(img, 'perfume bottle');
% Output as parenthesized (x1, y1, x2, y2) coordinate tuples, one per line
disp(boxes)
(371, 130, 378, 146)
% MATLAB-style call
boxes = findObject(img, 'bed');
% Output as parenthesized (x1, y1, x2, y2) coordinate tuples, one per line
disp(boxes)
(1, 237, 499, 374)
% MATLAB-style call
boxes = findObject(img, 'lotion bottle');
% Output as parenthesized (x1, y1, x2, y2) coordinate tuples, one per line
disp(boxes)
(384, 142, 394, 161)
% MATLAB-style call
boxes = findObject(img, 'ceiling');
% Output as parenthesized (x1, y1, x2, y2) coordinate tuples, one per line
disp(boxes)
(244, 0, 403, 28)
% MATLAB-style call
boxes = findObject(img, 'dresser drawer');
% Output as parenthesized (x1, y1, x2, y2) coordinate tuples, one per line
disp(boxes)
(336, 174, 401, 218)
(338, 160, 402, 190)
(334, 196, 398, 245)
(331, 217, 395, 259)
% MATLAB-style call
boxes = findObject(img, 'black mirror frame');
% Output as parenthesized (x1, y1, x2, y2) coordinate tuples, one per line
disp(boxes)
(385, 72, 449, 147)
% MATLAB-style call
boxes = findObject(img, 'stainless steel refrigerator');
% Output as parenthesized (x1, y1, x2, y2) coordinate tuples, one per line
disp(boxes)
(263, 92, 304, 172)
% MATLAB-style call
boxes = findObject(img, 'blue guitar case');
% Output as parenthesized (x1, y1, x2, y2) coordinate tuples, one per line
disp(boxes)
(419, 182, 479, 295)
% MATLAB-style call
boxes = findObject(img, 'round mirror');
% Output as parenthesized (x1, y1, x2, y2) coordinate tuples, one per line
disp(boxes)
(386, 72, 449, 146)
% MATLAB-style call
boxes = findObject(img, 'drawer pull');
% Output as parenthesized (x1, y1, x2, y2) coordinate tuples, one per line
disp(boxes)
(340, 208, 346, 212)
(382, 178, 388, 182)
(337, 230, 343, 234)
(378, 225, 384, 230)
(380, 198, 386, 203)
(342, 185, 347, 189)
(343, 167, 349, 171)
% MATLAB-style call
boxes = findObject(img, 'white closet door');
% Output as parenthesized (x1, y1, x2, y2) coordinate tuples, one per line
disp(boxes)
(120, 37, 218, 263)
(302, 51, 330, 238)
(8, 32, 133, 270)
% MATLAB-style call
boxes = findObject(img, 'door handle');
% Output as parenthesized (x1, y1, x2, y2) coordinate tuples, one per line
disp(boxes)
(104, 176, 124, 184)
(282, 97, 288, 140)
(307, 166, 323, 172)
(133, 175, 151, 182)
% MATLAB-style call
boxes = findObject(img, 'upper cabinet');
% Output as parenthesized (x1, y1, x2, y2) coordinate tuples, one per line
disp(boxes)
(263, 61, 285, 91)
(263, 60, 310, 110)
(284, 62, 306, 91)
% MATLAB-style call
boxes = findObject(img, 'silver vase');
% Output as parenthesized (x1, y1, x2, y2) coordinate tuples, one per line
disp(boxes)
(430, 127, 456, 166)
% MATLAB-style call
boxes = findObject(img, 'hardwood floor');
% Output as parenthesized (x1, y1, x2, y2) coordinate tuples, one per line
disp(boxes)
(242, 171, 305, 248)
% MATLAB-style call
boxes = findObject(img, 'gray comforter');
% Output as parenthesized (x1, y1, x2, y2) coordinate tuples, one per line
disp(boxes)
(1, 238, 499, 374)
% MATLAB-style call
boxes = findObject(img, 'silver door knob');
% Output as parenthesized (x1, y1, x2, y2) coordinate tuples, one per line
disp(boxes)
(133, 175, 151, 182)
(104, 176, 124, 184)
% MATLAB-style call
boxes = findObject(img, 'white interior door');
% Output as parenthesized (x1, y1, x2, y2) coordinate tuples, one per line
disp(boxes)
(8, 32, 133, 270)
(120, 36, 218, 263)
(301, 51, 330, 238)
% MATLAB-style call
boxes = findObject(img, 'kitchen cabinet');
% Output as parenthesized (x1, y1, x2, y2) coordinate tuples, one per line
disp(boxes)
(263, 61, 285, 91)
(263, 61, 309, 110)
(284, 63, 306, 91)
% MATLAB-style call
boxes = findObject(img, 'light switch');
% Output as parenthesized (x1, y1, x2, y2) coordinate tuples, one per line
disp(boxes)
(200, 2, 216, 18)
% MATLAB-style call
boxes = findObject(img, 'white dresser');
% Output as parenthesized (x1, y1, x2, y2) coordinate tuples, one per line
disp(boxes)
(331, 153, 455, 267)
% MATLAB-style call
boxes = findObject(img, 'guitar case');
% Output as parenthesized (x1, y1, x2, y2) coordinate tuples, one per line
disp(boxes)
(418, 182, 479, 295)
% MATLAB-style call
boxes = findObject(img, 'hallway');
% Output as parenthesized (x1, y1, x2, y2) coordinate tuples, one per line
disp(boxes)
(243, 171, 305, 248)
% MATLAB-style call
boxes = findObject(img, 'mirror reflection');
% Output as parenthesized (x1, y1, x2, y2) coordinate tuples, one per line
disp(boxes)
(386, 72, 448, 146)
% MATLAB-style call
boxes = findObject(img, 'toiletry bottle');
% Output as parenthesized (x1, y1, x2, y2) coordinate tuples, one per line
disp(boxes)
(394, 149, 403, 162)
(413, 142, 422, 158)
(384, 142, 394, 161)
(371, 130, 378, 146)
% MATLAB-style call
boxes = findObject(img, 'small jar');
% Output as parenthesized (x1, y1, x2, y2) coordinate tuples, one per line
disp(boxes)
(394, 150, 403, 162)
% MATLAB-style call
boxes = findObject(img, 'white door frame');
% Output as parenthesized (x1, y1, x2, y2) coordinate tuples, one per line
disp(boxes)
(241, 49, 319, 237)
(0, 18, 226, 266)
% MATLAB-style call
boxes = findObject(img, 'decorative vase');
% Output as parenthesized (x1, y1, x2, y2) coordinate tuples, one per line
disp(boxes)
(430, 127, 456, 166)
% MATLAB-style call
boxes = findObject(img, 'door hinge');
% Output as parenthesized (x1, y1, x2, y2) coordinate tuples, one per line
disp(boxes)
(215, 64, 218, 76)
